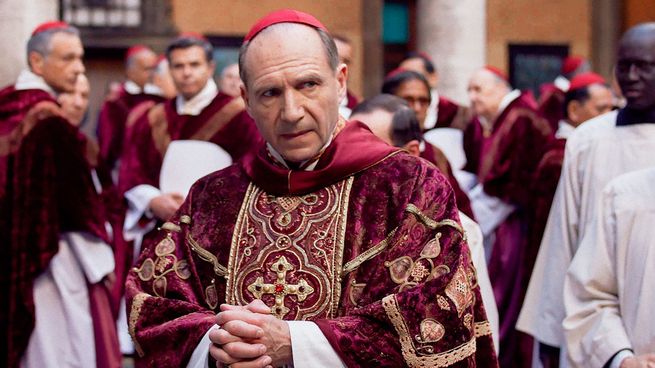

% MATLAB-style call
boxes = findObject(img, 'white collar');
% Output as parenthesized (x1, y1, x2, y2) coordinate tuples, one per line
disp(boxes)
(175, 79, 218, 116)
(479, 89, 521, 133)
(555, 120, 575, 139)
(15, 69, 56, 96)
(423, 88, 440, 130)
(339, 95, 352, 119)
(143, 82, 164, 96)
(123, 80, 143, 95)
(497, 89, 521, 115)
(554, 75, 570, 92)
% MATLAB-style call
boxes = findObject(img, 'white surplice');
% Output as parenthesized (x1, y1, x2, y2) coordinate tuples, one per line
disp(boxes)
(517, 110, 655, 352)
(564, 167, 655, 368)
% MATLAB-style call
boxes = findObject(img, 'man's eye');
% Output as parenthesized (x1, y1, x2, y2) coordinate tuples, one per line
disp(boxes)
(302, 81, 318, 89)
(262, 89, 278, 97)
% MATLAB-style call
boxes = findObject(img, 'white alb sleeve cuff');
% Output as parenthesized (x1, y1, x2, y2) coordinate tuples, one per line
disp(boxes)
(288, 321, 346, 368)
(186, 324, 216, 368)
(609, 349, 634, 368)
(123, 184, 160, 241)
(468, 184, 515, 236)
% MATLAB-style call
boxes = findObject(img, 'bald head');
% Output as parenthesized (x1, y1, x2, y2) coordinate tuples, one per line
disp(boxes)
(239, 23, 339, 88)
(467, 68, 511, 121)
(126, 48, 157, 89)
(616, 22, 655, 111)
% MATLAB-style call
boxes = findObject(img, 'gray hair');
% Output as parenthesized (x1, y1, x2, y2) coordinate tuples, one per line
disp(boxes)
(26, 26, 80, 67)
(238, 25, 339, 87)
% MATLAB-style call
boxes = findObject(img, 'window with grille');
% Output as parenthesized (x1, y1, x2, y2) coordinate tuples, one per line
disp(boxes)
(61, 0, 142, 28)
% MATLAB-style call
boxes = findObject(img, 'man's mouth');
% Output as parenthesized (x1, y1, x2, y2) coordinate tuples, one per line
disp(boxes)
(280, 130, 310, 139)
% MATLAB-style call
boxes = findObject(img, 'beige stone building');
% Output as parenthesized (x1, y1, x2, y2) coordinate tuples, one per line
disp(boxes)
(1, 0, 653, 134)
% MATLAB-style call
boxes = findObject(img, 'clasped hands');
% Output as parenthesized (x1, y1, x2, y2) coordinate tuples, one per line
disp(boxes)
(209, 300, 292, 368)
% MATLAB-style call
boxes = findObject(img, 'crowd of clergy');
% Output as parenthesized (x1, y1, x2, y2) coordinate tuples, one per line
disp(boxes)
(2, 8, 655, 368)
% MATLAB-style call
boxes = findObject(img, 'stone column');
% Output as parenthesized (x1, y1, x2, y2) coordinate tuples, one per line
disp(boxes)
(416, 0, 486, 105)
(0, 1, 58, 87)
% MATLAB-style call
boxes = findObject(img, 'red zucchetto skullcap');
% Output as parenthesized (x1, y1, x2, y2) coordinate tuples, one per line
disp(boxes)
(178, 31, 209, 42)
(561, 56, 585, 75)
(244, 9, 328, 43)
(484, 65, 508, 82)
(568, 72, 606, 91)
(125, 45, 150, 60)
(31, 21, 70, 36)
(385, 67, 408, 79)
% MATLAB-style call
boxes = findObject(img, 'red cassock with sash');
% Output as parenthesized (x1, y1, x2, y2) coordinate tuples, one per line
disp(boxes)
(97, 84, 164, 173)
(429, 96, 472, 131)
(0, 86, 118, 367)
(420, 142, 474, 220)
(125, 122, 498, 367)
(462, 92, 553, 367)
(118, 92, 261, 194)
(537, 83, 565, 132)
(526, 137, 566, 289)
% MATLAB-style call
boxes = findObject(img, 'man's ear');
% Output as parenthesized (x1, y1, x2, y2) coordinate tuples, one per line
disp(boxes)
(567, 100, 581, 125)
(240, 84, 251, 112)
(29, 51, 45, 76)
(336, 63, 348, 100)
(404, 140, 421, 157)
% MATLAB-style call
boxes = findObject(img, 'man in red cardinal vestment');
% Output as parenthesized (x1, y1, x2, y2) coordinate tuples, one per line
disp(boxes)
(126, 9, 498, 368)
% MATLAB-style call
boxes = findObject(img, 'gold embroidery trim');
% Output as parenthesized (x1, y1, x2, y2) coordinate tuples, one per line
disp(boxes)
(342, 227, 398, 276)
(188, 233, 228, 277)
(382, 294, 476, 367)
(331, 176, 354, 316)
(128, 292, 149, 357)
(405, 204, 466, 241)
(225, 183, 257, 301)
(474, 321, 492, 337)
(160, 221, 181, 232)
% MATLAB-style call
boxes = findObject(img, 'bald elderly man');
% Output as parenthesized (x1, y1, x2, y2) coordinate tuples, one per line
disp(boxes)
(126, 9, 498, 368)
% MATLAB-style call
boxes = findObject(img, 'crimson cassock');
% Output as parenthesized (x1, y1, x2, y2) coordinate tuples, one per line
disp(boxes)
(97, 83, 164, 173)
(420, 142, 475, 220)
(126, 122, 498, 367)
(463, 92, 552, 367)
(0, 86, 117, 367)
(427, 96, 472, 131)
(526, 137, 565, 290)
(118, 92, 261, 194)
(346, 89, 359, 110)
(537, 83, 564, 132)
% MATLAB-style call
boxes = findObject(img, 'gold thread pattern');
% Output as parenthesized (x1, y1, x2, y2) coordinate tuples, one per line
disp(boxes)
(382, 294, 477, 367)
(405, 204, 466, 242)
(128, 292, 149, 357)
(188, 233, 228, 277)
(226, 177, 353, 320)
(444, 258, 476, 318)
(474, 321, 492, 337)
(160, 222, 181, 232)
(342, 227, 398, 276)
(134, 234, 190, 297)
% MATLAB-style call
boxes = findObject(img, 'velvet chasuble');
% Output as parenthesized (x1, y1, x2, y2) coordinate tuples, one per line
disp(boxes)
(126, 122, 498, 367)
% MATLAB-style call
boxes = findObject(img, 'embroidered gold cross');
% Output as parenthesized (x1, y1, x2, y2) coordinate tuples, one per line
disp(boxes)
(247, 256, 314, 319)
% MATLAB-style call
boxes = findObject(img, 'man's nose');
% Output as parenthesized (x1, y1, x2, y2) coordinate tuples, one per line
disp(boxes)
(74, 58, 85, 74)
(281, 90, 304, 123)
